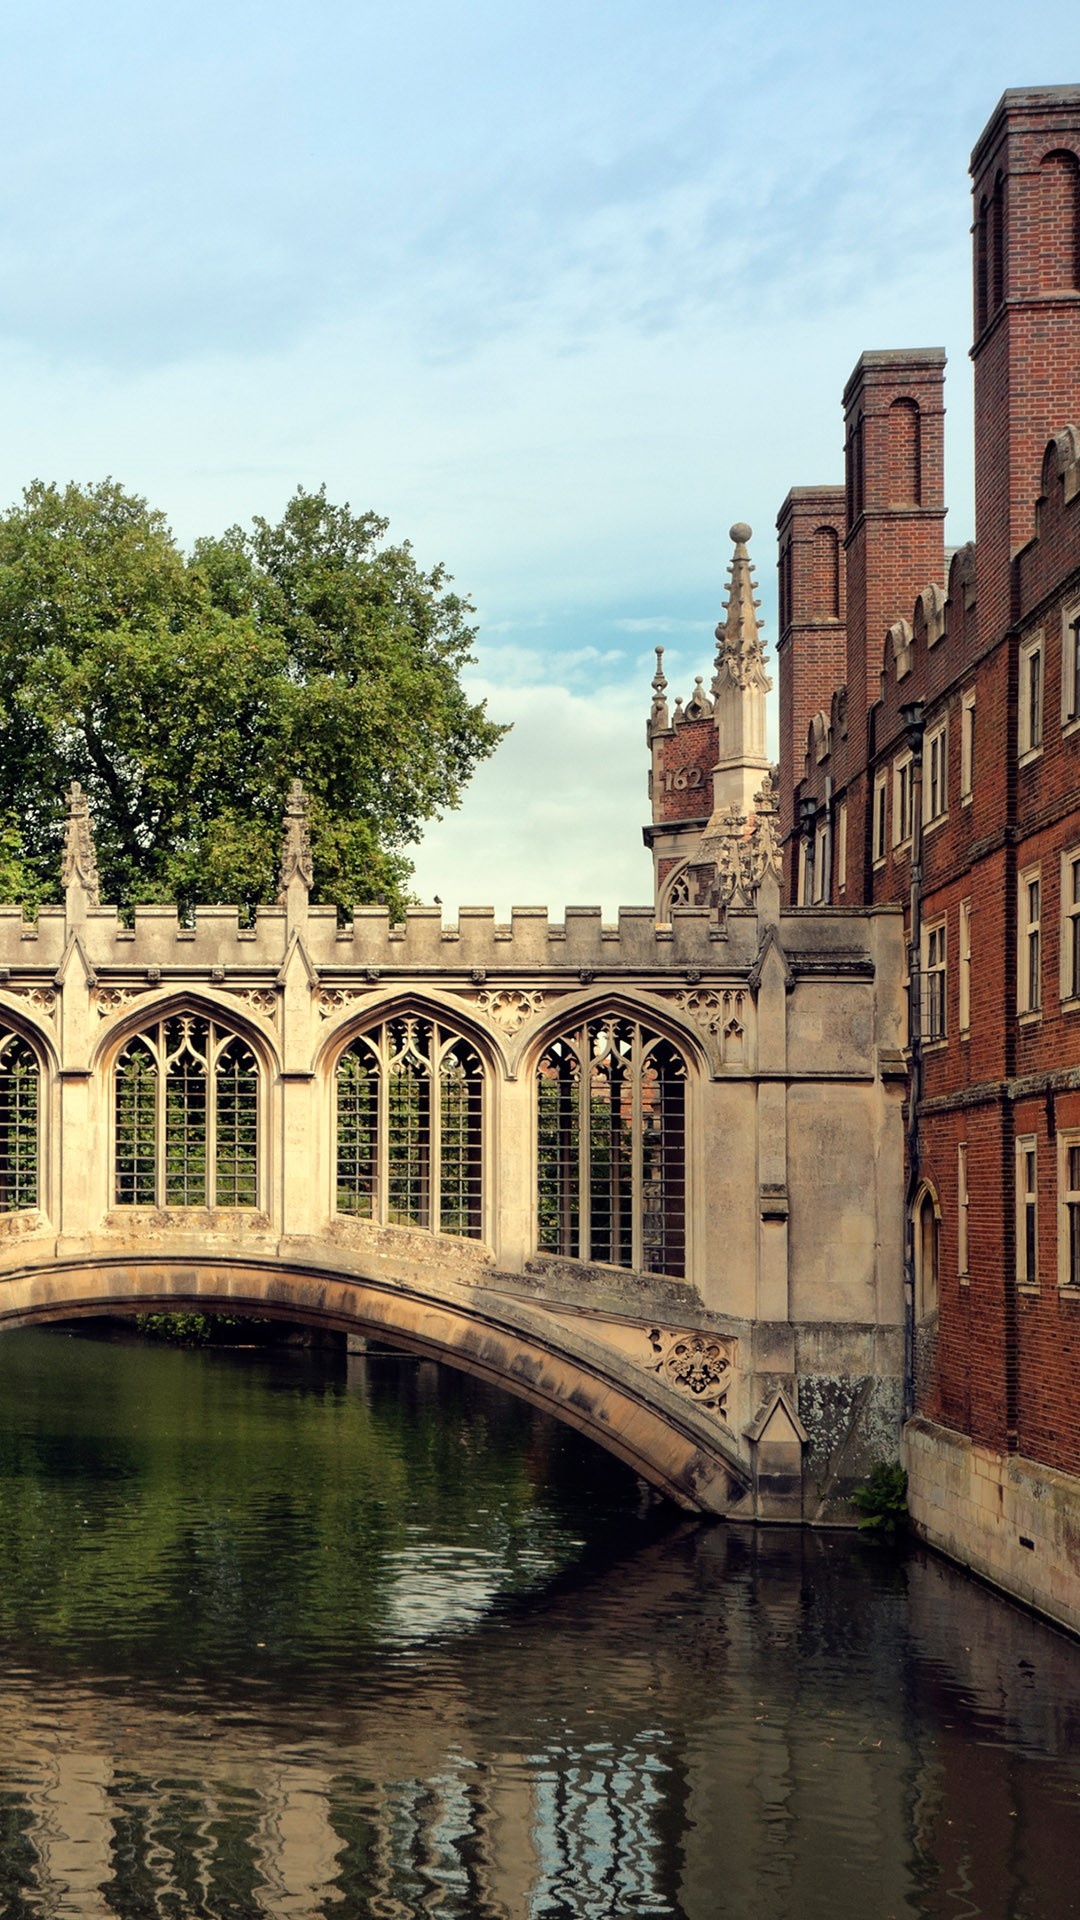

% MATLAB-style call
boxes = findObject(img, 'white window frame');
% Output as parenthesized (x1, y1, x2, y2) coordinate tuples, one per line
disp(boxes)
(923, 918, 947, 1042)
(958, 897, 972, 1036)
(797, 836, 808, 906)
(837, 801, 848, 896)
(1059, 1130, 1080, 1290)
(873, 770, 888, 867)
(1018, 631, 1044, 763)
(893, 750, 914, 849)
(960, 688, 975, 803)
(1062, 848, 1080, 1005)
(1060, 600, 1080, 733)
(1016, 1134, 1038, 1289)
(924, 720, 948, 827)
(1018, 865, 1042, 1016)
(957, 1142, 969, 1281)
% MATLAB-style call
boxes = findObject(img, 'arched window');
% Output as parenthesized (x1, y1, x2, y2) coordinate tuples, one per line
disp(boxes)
(0, 1030, 40, 1213)
(914, 1186, 940, 1319)
(537, 1014, 687, 1278)
(662, 868, 691, 916)
(335, 1015, 485, 1238)
(115, 1014, 259, 1208)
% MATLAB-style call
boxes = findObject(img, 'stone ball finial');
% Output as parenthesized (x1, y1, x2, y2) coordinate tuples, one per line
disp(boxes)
(730, 522, 752, 545)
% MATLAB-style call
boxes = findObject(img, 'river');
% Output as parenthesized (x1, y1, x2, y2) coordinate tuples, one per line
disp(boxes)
(0, 1325, 1077, 1918)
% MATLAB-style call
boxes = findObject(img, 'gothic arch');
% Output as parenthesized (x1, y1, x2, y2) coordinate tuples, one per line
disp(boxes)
(912, 1181, 941, 1319)
(325, 999, 495, 1244)
(97, 994, 276, 1217)
(658, 862, 692, 919)
(315, 987, 510, 1084)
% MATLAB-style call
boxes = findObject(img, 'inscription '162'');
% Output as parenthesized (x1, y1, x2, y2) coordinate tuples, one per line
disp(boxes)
(664, 767, 704, 792)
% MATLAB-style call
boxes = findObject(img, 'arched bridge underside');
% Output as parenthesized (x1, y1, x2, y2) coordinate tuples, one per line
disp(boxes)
(0, 1253, 753, 1516)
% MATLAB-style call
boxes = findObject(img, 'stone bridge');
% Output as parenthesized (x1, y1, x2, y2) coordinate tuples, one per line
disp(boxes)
(0, 786, 907, 1519)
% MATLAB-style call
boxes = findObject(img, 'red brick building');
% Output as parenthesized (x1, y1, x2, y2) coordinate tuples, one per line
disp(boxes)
(780, 86, 1080, 1622)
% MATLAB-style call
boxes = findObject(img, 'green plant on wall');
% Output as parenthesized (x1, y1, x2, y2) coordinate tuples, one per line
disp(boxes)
(851, 1462, 908, 1535)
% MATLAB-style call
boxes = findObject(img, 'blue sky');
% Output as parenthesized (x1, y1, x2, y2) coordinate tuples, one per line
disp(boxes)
(1, 1, 1075, 912)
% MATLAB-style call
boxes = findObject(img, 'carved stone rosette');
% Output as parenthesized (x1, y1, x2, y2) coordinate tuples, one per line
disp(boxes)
(10, 985, 57, 1019)
(646, 1328, 735, 1417)
(93, 987, 141, 1020)
(316, 987, 371, 1020)
(474, 988, 545, 1033)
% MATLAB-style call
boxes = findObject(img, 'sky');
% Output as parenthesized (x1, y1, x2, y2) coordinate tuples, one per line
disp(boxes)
(1, 1, 1075, 915)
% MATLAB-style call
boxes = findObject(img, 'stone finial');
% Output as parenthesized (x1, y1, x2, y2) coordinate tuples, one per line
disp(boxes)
(697, 803, 750, 905)
(61, 780, 101, 910)
(277, 777, 313, 904)
(649, 646, 670, 732)
(745, 771, 783, 887)
(712, 523, 773, 696)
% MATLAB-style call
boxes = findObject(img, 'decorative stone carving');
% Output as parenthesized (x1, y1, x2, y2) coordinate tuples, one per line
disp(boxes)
(475, 988, 544, 1033)
(61, 781, 101, 907)
(316, 987, 371, 1020)
(231, 988, 280, 1022)
(93, 987, 142, 1020)
(10, 985, 57, 1018)
(277, 778, 313, 901)
(647, 1328, 734, 1416)
(671, 987, 745, 1049)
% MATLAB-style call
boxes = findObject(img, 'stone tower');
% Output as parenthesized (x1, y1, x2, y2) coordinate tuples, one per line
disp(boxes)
(645, 523, 774, 914)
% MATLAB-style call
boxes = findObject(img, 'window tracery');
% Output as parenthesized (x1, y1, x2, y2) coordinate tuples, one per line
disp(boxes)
(536, 1013, 687, 1278)
(335, 1014, 484, 1238)
(114, 1014, 259, 1208)
(0, 1030, 40, 1213)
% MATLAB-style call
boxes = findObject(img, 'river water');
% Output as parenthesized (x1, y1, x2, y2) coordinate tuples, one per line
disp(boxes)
(0, 1328, 1078, 1919)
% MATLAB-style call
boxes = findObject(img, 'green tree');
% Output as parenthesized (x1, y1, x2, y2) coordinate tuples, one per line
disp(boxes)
(0, 479, 505, 917)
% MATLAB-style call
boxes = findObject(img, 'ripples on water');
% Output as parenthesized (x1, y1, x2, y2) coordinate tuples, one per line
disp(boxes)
(0, 1326, 1078, 1918)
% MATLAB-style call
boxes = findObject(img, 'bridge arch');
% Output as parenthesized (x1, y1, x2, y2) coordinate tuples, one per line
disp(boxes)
(0, 1252, 752, 1516)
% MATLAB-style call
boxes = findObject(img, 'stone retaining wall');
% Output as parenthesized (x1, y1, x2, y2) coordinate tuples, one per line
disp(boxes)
(904, 1414, 1080, 1637)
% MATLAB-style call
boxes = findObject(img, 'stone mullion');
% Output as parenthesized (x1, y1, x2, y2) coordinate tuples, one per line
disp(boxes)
(578, 1023, 592, 1262)
(631, 1024, 644, 1274)
(375, 1029, 389, 1228)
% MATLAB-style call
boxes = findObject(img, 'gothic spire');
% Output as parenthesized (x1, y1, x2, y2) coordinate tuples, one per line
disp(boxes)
(712, 523, 771, 696)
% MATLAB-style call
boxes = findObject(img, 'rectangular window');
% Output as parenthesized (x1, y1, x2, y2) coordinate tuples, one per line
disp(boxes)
(837, 801, 848, 895)
(960, 688, 975, 802)
(925, 722, 948, 824)
(1019, 867, 1041, 1014)
(958, 1142, 969, 1279)
(1064, 850, 1080, 1003)
(873, 770, 888, 866)
(923, 920, 947, 1042)
(959, 897, 972, 1035)
(1061, 602, 1080, 728)
(1017, 1136, 1038, 1287)
(1060, 1135, 1080, 1289)
(1019, 633, 1044, 760)
(893, 752, 914, 847)
(797, 837, 808, 906)
(813, 819, 828, 903)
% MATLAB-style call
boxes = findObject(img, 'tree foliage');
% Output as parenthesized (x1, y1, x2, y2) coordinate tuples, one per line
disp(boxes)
(0, 479, 505, 917)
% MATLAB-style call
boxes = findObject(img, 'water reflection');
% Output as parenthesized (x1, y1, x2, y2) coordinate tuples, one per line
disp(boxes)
(0, 1330, 1078, 1917)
